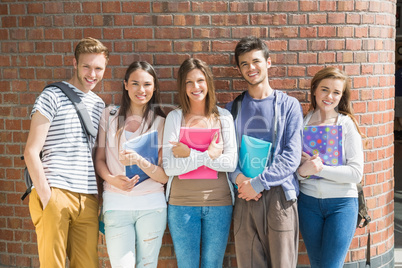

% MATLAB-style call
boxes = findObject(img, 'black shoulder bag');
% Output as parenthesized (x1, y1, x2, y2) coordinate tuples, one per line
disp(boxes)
(21, 82, 96, 200)
(357, 183, 371, 267)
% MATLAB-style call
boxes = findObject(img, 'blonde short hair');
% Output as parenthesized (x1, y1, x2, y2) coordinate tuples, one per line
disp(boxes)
(74, 37, 109, 63)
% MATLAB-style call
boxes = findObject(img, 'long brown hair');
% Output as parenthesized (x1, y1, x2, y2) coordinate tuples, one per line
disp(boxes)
(97, 61, 165, 203)
(177, 58, 219, 118)
(117, 61, 165, 136)
(310, 67, 366, 139)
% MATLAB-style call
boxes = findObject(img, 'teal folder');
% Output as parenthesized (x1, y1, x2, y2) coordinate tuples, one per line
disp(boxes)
(239, 135, 272, 178)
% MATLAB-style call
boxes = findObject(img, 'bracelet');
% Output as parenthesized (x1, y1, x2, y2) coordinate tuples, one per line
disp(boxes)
(299, 174, 310, 179)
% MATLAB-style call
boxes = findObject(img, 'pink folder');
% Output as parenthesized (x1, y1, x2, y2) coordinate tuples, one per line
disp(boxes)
(178, 127, 219, 179)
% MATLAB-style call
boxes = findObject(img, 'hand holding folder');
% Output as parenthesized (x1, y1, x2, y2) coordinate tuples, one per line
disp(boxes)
(239, 135, 272, 178)
(177, 127, 219, 179)
(206, 132, 223, 160)
(302, 125, 343, 179)
(123, 130, 159, 184)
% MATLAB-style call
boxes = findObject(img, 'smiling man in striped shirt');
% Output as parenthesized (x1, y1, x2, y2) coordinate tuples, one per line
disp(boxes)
(23, 38, 108, 268)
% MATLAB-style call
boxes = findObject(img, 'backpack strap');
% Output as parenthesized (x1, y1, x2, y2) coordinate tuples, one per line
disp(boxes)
(230, 91, 246, 121)
(230, 90, 277, 166)
(96, 105, 120, 208)
(230, 91, 246, 154)
(106, 105, 119, 147)
(46, 82, 97, 138)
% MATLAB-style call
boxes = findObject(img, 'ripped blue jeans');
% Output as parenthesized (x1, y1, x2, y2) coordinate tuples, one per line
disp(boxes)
(104, 208, 167, 268)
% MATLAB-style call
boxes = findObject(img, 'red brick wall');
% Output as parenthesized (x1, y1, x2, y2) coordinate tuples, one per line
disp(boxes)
(0, 1, 395, 267)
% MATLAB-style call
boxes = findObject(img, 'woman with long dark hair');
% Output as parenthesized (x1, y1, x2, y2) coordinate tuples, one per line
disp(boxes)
(297, 67, 365, 268)
(95, 61, 168, 268)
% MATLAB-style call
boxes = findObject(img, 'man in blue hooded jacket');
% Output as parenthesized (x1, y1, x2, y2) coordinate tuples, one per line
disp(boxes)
(226, 36, 303, 268)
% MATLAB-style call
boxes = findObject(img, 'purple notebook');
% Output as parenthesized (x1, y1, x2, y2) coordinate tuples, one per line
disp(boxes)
(303, 125, 343, 179)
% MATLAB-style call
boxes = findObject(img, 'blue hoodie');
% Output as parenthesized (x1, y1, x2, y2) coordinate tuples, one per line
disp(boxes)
(225, 90, 303, 200)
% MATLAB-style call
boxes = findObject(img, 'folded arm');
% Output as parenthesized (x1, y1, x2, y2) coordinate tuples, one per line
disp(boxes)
(162, 111, 207, 176)
(204, 112, 238, 172)
(316, 119, 363, 183)
(250, 101, 303, 193)
(163, 110, 238, 176)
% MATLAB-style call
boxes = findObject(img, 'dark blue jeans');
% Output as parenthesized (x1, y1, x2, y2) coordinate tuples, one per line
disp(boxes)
(298, 192, 358, 268)
(168, 205, 232, 268)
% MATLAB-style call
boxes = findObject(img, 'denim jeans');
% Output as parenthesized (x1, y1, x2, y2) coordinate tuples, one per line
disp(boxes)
(298, 192, 358, 268)
(104, 208, 167, 268)
(168, 205, 233, 268)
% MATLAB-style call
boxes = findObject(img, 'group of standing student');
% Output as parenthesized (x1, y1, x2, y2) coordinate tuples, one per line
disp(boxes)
(24, 36, 365, 268)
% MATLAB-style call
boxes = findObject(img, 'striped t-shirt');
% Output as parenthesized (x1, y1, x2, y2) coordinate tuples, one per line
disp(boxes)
(31, 81, 105, 194)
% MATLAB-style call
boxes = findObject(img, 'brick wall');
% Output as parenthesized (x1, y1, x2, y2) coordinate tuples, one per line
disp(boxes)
(0, 0, 396, 267)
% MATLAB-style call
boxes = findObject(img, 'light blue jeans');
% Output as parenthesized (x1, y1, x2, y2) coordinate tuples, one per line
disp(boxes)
(168, 205, 233, 268)
(104, 208, 167, 268)
(298, 192, 358, 268)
